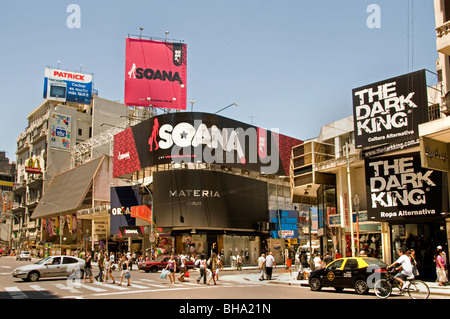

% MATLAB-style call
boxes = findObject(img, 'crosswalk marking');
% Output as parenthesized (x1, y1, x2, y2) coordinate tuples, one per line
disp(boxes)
(127, 283, 152, 289)
(2, 277, 263, 299)
(5, 287, 27, 299)
(78, 283, 107, 292)
(30, 285, 54, 297)
(93, 282, 129, 290)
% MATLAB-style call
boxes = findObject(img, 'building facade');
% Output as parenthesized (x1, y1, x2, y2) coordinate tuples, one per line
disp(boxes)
(291, 70, 450, 279)
(11, 86, 133, 254)
(0, 152, 16, 252)
(111, 111, 303, 265)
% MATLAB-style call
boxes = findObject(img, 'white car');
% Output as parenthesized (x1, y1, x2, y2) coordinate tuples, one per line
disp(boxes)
(12, 255, 86, 282)
(16, 251, 31, 261)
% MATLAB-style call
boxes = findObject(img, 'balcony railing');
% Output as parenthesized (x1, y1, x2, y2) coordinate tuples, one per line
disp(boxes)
(436, 20, 450, 38)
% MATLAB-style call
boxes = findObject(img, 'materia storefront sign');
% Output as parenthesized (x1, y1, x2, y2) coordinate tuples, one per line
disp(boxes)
(353, 70, 428, 153)
(365, 153, 443, 221)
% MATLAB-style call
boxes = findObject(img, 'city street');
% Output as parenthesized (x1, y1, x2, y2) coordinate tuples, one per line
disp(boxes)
(0, 257, 377, 300)
(3, 256, 448, 301)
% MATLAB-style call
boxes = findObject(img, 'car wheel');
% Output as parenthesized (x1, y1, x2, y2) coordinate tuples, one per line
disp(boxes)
(28, 271, 40, 282)
(309, 277, 322, 291)
(150, 267, 158, 273)
(354, 279, 369, 295)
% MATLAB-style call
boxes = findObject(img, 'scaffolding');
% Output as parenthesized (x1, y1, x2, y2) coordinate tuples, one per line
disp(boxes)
(71, 106, 154, 166)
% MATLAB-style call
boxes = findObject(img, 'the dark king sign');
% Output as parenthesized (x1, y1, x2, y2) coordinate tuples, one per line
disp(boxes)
(365, 153, 443, 221)
(353, 70, 428, 154)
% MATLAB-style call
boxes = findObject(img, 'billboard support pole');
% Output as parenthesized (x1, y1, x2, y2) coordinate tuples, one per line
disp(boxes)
(346, 143, 355, 257)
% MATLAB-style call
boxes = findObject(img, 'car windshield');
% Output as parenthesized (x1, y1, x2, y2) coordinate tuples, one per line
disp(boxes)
(35, 256, 52, 265)
(363, 258, 388, 268)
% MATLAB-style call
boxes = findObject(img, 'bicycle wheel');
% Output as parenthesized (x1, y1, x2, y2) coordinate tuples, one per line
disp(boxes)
(407, 280, 430, 299)
(374, 279, 392, 299)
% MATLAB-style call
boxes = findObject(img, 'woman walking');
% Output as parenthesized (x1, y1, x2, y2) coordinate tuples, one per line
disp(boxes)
(196, 254, 207, 284)
(118, 255, 131, 286)
(104, 256, 115, 284)
(165, 255, 177, 284)
(436, 250, 448, 286)
(215, 254, 224, 281)
(206, 253, 218, 285)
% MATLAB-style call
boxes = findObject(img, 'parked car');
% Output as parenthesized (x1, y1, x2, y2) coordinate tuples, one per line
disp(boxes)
(12, 255, 86, 282)
(309, 257, 388, 295)
(16, 251, 32, 261)
(138, 255, 194, 273)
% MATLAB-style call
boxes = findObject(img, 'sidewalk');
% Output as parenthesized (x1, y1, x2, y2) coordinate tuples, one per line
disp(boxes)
(222, 267, 450, 298)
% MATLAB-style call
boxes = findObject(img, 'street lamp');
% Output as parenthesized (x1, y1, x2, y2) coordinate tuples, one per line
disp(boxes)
(214, 102, 238, 114)
(40, 202, 63, 254)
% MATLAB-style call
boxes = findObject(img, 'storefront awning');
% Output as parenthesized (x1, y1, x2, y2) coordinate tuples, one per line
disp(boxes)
(30, 156, 105, 220)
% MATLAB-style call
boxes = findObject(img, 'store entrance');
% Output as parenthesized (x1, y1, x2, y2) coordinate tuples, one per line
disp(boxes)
(390, 221, 448, 280)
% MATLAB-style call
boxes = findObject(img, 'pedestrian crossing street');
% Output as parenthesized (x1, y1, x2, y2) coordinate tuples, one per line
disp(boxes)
(2, 278, 263, 299)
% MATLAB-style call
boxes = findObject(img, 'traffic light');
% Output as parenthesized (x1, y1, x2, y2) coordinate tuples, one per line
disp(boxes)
(284, 239, 291, 248)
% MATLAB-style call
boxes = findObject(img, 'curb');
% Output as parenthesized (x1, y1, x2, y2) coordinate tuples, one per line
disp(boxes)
(247, 277, 450, 297)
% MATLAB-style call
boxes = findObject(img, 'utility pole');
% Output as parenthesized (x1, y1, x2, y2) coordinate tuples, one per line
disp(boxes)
(345, 142, 355, 257)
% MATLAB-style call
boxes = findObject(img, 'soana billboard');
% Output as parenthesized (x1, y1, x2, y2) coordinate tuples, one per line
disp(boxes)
(353, 70, 428, 153)
(43, 68, 93, 105)
(365, 153, 443, 221)
(113, 112, 302, 177)
(125, 37, 187, 110)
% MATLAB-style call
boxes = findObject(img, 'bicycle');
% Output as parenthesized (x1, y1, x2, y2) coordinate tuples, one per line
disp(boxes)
(374, 269, 430, 299)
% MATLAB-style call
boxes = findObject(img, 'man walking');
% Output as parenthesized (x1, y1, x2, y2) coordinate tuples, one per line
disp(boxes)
(265, 252, 276, 280)
(95, 249, 104, 282)
(258, 253, 266, 281)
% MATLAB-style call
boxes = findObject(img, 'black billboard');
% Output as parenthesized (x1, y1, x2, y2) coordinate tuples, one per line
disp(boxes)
(109, 186, 142, 235)
(353, 70, 428, 152)
(365, 153, 443, 221)
(113, 112, 302, 177)
(153, 170, 268, 230)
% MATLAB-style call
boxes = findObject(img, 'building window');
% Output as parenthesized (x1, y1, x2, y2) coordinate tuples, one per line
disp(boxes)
(78, 128, 83, 136)
(429, 104, 441, 121)
(446, 0, 450, 22)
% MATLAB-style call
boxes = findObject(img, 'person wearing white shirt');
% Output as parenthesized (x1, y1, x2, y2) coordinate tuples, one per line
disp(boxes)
(258, 253, 266, 281)
(387, 247, 413, 290)
(265, 252, 276, 280)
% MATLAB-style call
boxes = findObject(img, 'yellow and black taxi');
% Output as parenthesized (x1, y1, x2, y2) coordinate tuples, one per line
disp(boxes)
(309, 257, 388, 294)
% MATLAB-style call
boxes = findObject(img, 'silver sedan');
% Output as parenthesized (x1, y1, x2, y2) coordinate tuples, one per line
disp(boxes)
(12, 255, 86, 282)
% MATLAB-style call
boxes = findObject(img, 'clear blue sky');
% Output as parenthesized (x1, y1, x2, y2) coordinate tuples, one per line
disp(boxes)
(0, 0, 438, 162)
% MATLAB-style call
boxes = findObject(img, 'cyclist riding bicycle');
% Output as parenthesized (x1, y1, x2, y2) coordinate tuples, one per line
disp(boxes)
(387, 247, 413, 290)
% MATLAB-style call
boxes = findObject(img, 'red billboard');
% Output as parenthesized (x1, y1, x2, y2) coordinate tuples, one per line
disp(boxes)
(125, 37, 187, 110)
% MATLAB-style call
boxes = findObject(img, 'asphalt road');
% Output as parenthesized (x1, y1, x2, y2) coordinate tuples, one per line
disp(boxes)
(0, 256, 382, 301)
